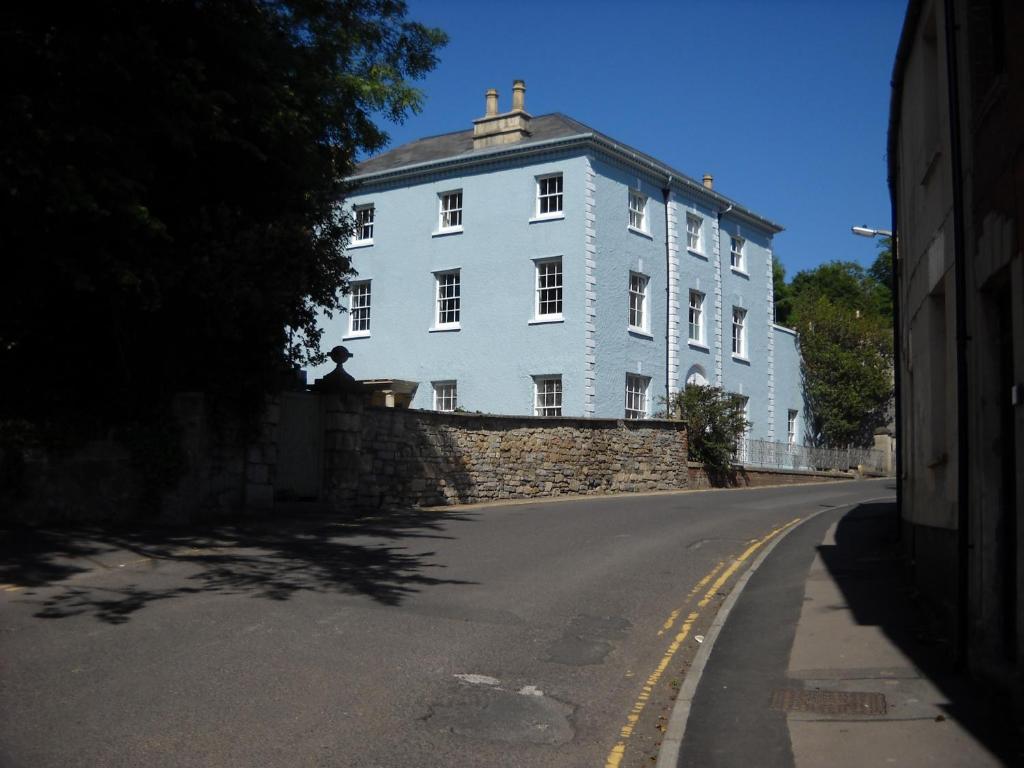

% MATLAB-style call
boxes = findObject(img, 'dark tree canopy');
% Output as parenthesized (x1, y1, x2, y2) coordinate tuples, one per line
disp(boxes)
(0, 1, 446, 437)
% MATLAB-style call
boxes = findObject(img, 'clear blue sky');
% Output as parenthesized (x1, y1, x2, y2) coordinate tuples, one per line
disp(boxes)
(372, 0, 907, 279)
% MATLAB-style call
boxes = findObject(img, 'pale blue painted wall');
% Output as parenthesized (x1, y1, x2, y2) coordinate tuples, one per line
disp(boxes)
(590, 155, 667, 418)
(310, 144, 804, 442)
(312, 152, 590, 415)
(772, 325, 804, 442)
(676, 195, 720, 399)
(717, 215, 775, 440)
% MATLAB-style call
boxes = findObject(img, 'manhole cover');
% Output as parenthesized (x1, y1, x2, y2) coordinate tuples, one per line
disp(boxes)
(770, 688, 887, 716)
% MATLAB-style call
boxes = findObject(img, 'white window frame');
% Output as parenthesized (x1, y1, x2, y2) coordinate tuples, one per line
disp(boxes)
(688, 290, 705, 345)
(534, 257, 563, 321)
(533, 375, 562, 417)
(535, 173, 564, 219)
(352, 204, 374, 246)
(732, 306, 747, 357)
(628, 272, 649, 332)
(624, 374, 649, 419)
(730, 236, 746, 272)
(438, 190, 463, 233)
(686, 213, 704, 253)
(433, 381, 458, 412)
(787, 409, 799, 445)
(347, 281, 371, 337)
(433, 270, 461, 330)
(628, 190, 648, 233)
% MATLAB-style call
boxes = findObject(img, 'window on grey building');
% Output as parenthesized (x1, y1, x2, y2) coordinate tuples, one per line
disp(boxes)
(535, 258, 563, 318)
(730, 236, 745, 272)
(624, 374, 649, 419)
(348, 281, 371, 335)
(536, 174, 563, 217)
(688, 290, 704, 343)
(629, 272, 649, 331)
(629, 190, 647, 231)
(732, 307, 746, 357)
(534, 376, 562, 416)
(433, 381, 458, 412)
(687, 214, 703, 252)
(439, 190, 463, 231)
(435, 270, 461, 329)
(354, 204, 374, 243)
(787, 409, 799, 445)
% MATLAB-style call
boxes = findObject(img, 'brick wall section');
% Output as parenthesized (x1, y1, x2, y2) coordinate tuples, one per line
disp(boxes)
(323, 394, 690, 509)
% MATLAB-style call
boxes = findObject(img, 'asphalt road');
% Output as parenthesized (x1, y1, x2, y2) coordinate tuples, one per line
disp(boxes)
(0, 479, 893, 768)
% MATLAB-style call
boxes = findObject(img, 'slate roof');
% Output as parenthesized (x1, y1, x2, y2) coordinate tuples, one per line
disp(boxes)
(353, 112, 782, 232)
(355, 113, 592, 176)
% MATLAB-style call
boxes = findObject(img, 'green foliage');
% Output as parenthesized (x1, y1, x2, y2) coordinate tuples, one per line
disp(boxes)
(0, 2, 446, 442)
(661, 385, 750, 476)
(778, 254, 894, 448)
(773, 256, 794, 326)
(796, 297, 893, 446)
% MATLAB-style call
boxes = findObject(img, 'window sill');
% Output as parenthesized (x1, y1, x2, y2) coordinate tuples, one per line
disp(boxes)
(348, 240, 374, 249)
(688, 340, 710, 351)
(429, 325, 461, 333)
(343, 332, 371, 340)
(730, 266, 749, 278)
(529, 213, 565, 224)
(687, 248, 708, 260)
(529, 316, 564, 325)
(731, 354, 751, 365)
(432, 227, 463, 238)
(627, 225, 653, 240)
(628, 327, 654, 340)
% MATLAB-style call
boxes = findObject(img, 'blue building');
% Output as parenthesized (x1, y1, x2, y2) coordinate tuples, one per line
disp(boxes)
(313, 81, 803, 444)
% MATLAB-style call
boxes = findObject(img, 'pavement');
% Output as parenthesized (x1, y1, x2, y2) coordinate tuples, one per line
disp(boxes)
(661, 499, 1019, 767)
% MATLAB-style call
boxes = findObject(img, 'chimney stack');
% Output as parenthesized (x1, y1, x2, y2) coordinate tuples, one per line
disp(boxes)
(703, 174, 714, 190)
(512, 80, 526, 112)
(473, 80, 532, 149)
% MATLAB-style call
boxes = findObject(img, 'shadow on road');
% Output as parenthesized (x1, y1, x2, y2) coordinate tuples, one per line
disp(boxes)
(0, 507, 478, 624)
(817, 497, 1019, 763)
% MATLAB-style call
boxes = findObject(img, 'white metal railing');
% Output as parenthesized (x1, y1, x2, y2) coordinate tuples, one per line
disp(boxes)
(733, 437, 888, 473)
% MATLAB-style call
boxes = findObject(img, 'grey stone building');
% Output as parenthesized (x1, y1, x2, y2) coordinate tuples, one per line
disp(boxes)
(890, 0, 1024, 708)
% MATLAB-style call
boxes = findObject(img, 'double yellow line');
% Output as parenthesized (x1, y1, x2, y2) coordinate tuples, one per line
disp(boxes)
(604, 517, 802, 768)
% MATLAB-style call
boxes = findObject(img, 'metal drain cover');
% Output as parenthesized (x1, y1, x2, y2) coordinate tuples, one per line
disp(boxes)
(770, 688, 887, 716)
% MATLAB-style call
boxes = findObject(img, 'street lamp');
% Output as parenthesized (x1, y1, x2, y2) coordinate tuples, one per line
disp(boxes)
(851, 225, 893, 238)
(850, 222, 901, 531)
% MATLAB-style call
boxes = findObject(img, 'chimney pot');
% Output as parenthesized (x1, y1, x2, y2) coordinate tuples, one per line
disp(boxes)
(485, 88, 498, 116)
(702, 173, 713, 190)
(512, 80, 526, 112)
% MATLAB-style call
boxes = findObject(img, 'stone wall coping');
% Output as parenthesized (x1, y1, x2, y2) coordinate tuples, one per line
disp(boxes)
(368, 406, 687, 432)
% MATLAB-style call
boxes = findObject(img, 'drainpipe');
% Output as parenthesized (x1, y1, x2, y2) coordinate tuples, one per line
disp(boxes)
(662, 180, 673, 406)
(943, 0, 970, 672)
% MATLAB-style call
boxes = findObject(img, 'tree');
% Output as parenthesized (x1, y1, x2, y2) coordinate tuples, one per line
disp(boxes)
(783, 258, 894, 447)
(0, 2, 446, 440)
(868, 237, 894, 318)
(773, 256, 794, 326)
(661, 385, 749, 478)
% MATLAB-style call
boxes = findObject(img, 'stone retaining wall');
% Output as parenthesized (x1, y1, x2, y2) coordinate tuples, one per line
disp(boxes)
(324, 395, 690, 509)
(686, 462, 853, 489)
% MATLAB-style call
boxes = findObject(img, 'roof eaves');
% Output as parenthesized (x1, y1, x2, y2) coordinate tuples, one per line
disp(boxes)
(585, 133, 784, 234)
(348, 132, 595, 184)
(349, 128, 783, 235)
